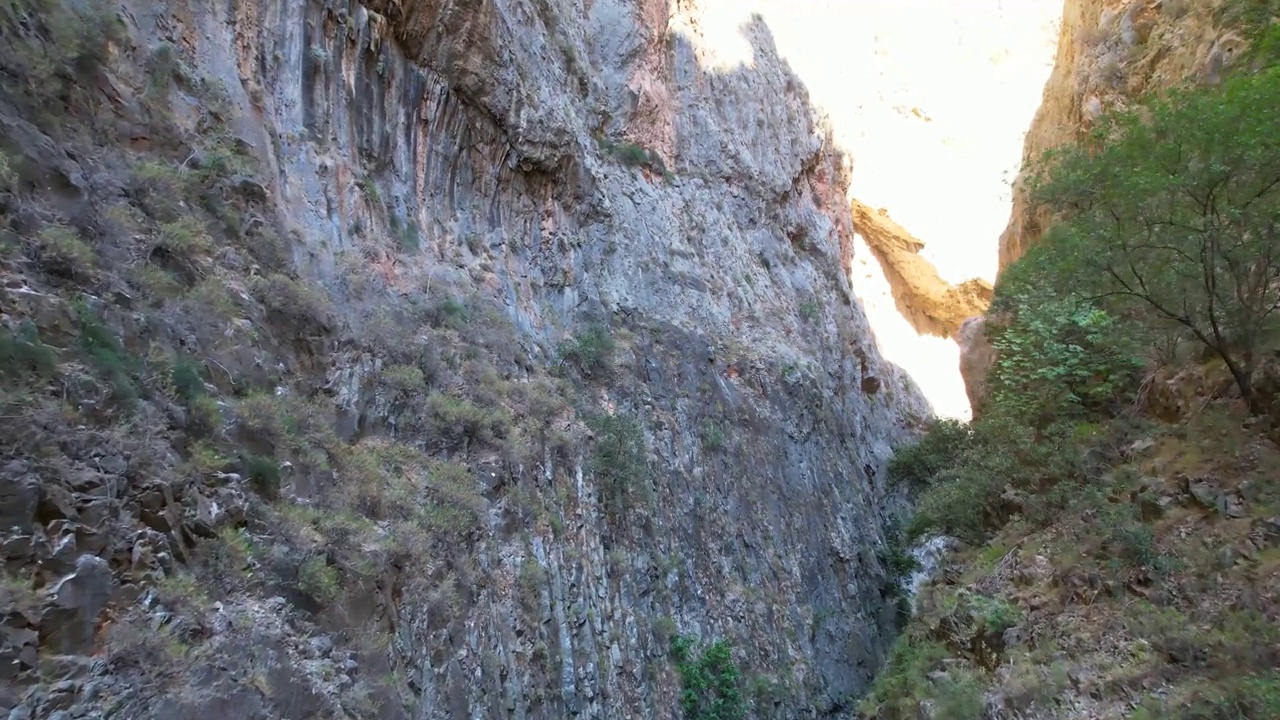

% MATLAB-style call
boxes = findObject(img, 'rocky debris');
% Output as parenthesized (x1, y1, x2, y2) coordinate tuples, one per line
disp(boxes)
(850, 200, 993, 339)
(1178, 474, 1248, 518)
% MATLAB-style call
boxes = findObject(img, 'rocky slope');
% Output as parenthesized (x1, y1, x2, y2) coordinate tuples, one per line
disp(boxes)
(0, 0, 931, 718)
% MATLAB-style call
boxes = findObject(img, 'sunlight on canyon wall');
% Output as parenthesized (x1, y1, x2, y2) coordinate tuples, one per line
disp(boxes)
(693, 0, 1061, 419)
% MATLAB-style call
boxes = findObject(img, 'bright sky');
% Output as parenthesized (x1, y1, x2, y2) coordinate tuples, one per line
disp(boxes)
(690, 0, 1062, 418)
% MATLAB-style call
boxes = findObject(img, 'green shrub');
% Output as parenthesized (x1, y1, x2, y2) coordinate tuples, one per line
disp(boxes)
(986, 276, 1142, 424)
(242, 454, 281, 499)
(170, 357, 206, 402)
(699, 420, 727, 452)
(0, 321, 58, 381)
(155, 217, 212, 267)
(906, 415, 1089, 543)
(859, 636, 952, 718)
(250, 273, 332, 330)
(392, 214, 420, 254)
(0, 149, 16, 193)
(558, 324, 616, 376)
(187, 395, 223, 437)
(75, 304, 140, 406)
(380, 364, 425, 395)
(888, 419, 971, 490)
(356, 176, 379, 205)
(860, 625, 989, 720)
(1180, 674, 1280, 720)
(32, 223, 96, 279)
(425, 392, 510, 450)
(613, 142, 650, 167)
(297, 555, 340, 605)
(426, 295, 467, 329)
(878, 528, 921, 603)
(423, 459, 485, 536)
(670, 635, 746, 720)
(586, 412, 647, 518)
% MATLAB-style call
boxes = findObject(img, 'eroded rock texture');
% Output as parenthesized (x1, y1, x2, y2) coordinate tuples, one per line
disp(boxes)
(850, 200, 992, 339)
(0, 0, 930, 718)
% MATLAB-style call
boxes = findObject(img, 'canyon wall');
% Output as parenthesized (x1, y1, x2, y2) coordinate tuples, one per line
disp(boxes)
(0, 0, 931, 718)
(998, 0, 1249, 271)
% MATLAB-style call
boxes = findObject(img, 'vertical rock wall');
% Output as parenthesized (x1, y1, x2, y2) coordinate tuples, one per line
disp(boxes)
(4, 0, 935, 716)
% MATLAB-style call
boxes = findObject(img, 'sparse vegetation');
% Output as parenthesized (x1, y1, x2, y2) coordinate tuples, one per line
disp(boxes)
(699, 420, 726, 452)
(586, 411, 648, 519)
(297, 554, 341, 605)
(31, 223, 97, 280)
(558, 323, 616, 377)
(599, 136, 672, 178)
(670, 635, 746, 720)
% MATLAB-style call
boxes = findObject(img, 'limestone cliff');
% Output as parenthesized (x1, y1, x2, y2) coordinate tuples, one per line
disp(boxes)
(997, 0, 1250, 270)
(0, 0, 929, 717)
(850, 200, 992, 339)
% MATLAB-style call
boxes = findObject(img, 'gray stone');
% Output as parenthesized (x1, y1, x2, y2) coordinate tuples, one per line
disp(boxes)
(0, 475, 39, 533)
(39, 555, 113, 655)
(96, 456, 128, 476)
(308, 635, 333, 656)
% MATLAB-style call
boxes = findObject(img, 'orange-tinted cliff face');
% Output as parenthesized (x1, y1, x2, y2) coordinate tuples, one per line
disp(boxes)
(998, 0, 1246, 272)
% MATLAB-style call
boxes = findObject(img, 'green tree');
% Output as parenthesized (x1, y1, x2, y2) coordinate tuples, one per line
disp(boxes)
(1027, 67, 1280, 413)
(671, 635, 746, 720)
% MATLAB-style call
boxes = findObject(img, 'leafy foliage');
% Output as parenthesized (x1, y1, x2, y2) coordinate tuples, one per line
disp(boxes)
(670, 635, 746, 720)
(586, 411, 647, 518)
(558, 323, 616, 377)
(1025, 66, 1280, 413)
(887, 419, 971, 491)
(987, 276, 1143, 423)
(859, 637, 963, 719)
(901, 414, 1099, 544)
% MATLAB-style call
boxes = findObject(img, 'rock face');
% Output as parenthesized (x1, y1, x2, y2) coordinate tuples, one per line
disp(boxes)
(0, 0, 930, 717)
(956, 316, 997, 418)
(850, 200, 992, 339)
(997, 0, 1248, 271)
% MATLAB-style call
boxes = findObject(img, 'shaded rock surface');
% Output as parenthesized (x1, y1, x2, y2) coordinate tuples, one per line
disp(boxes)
(0, 0, 932, 717)
(956, 315, 998, 418)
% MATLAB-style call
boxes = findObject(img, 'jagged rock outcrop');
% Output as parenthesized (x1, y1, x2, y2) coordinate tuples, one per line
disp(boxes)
(0, 0, 930, 717)
(998, 0, 1250, 271)
(850, 200, 992, 339)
